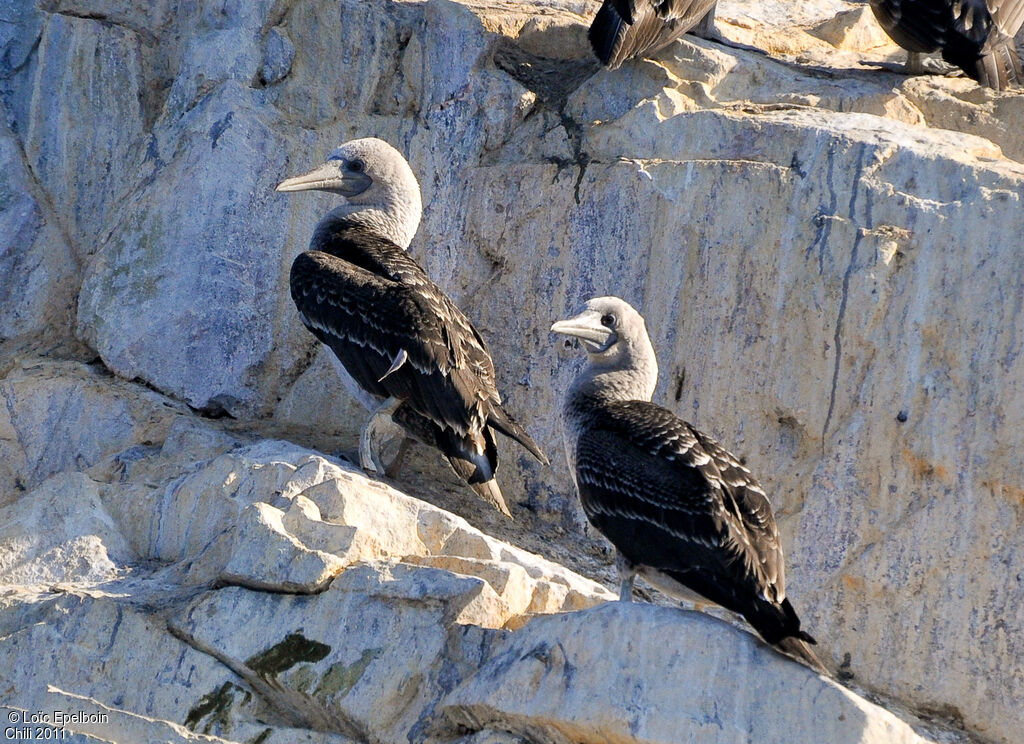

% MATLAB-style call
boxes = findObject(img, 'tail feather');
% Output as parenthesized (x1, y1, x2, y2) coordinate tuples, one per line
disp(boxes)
(588, 0, 630, 68)
(775, 636, 829, 676)
(469, 478, 512, 519)
(388, 401, 517, 518)
(943, 29, 1022, 90)
(588, 0, 715, 68)
(487, 405, 549, 465)
(439, 427, 513, 518)
(445, 452, 512, 518)
(976, 35, 1023, 90)
(771, 598, 827, 674)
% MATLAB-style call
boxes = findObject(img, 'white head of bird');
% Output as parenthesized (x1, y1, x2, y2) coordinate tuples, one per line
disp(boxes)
(276, 137, 423, 250)
(551, 296, 659, 402)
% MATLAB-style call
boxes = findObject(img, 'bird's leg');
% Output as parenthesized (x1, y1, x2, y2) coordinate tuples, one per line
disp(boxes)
(690, 4, 724, 43)
(383, 438, 410, 479)
(359, 396, 404, 475)
(905, 51, 927, 74)
(616, 552, 636, 601)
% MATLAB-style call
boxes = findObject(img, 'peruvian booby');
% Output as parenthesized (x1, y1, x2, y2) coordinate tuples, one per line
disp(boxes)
(278, 137, 548, 517)
(552, 297, 825, 671)
(589, 0, 720, 69)
(869, 0, 1023, 89)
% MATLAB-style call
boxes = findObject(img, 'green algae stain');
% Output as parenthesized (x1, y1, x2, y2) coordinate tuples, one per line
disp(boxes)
(246, 632, 331, 678)
(184, 681, 252, 734)
(315, 647, 383, 698)
(249, 728, 273, 744)
(287, 664, 317, 693)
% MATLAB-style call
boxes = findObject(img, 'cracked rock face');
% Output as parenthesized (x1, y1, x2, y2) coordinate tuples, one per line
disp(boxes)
(1, 0, 1022, 742)
(0, 390, 935, 744)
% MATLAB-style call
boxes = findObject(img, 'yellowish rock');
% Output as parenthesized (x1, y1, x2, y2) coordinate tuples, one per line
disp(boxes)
(808, 7, 896, 52)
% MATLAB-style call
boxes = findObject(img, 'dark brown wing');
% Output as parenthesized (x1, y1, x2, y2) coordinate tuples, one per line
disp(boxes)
(574, 399, 809, 644)
(290, 249, 488, 436)
(684, 424, 785, 600)
(869, 0, 947, 52)
(291, 222, 545, 463)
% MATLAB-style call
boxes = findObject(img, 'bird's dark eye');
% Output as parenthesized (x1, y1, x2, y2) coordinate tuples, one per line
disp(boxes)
(600, 313, 616, 328)
(349, 159, 365, 173)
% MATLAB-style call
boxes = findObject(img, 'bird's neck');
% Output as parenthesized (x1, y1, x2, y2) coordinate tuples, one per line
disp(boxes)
(318, 201, 420, 250)
(568, 366, 656, 406)
(560, 365, 653, 479)
(569, 337, 659, 405)
(563, 362, 658, 438)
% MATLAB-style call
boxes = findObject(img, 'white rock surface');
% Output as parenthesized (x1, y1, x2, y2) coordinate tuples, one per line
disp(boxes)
(0, 357, 197, 500)
(0, 128, 78, 340)
(1, 0, 1021, 741)
(0, 472, 133, 586)
(441, 602, 933, 744)
(0, 402, 943, 744)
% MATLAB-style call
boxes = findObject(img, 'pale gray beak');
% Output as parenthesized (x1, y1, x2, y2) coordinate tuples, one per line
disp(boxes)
(276, 160, 372, 197)
(551, 311, 616, 353)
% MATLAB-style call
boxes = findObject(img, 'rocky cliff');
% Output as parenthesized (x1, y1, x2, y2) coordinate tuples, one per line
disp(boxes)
(1, 0, 1022, 742)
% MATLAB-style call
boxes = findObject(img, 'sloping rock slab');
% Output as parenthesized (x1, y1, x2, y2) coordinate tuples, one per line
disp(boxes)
(439, 601, 936, 744)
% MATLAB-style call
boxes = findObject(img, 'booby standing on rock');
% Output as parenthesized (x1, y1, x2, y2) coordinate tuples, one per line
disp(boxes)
(552, 296, 825, 672)
(588, 0, 721, 69)
(869, 0, 1023, 89)
(278, 138, 548, 517)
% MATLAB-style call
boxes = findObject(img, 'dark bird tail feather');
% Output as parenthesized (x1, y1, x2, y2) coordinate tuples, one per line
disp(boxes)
(741, 596, 827, 674)
(588, 1, 630, 68)
(588, 0, 714, 69)
(942, 30, 1023, 90)
(488, 405, 549, 465)
(469, 478, 512, 519)
(775, 636, 829, 675)
(438, 427, 513, 518)
(391, 402, 536, 518)
(976, 35, 1023, 91)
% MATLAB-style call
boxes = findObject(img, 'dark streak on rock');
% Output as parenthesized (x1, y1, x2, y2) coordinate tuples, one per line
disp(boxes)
(246, 632, 332, 677)
(673, 367, 686, 402)
(209, 111, 235, 149)
(822, 143, 868, 450)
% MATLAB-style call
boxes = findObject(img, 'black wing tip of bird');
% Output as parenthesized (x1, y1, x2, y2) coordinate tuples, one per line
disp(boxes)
(777, 598, 816, 643)
(514, 431, 550, 466)
(523, 434, 551, 466)
(470, 479, 514, 519)
(488, 407, 549, 465)
(775, 636, 829, 675)
(588, 1, 628, 68)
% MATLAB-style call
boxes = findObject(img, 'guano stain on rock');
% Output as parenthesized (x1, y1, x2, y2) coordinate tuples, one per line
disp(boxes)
(245, 632, 331, 677)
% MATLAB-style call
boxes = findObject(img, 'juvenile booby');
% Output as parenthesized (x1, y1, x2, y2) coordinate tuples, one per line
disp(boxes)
(869, 0, 1023, 89)
(552, 297, 825, 671)
(589, 0, 720, 69)
(278, 138, 548, 517)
